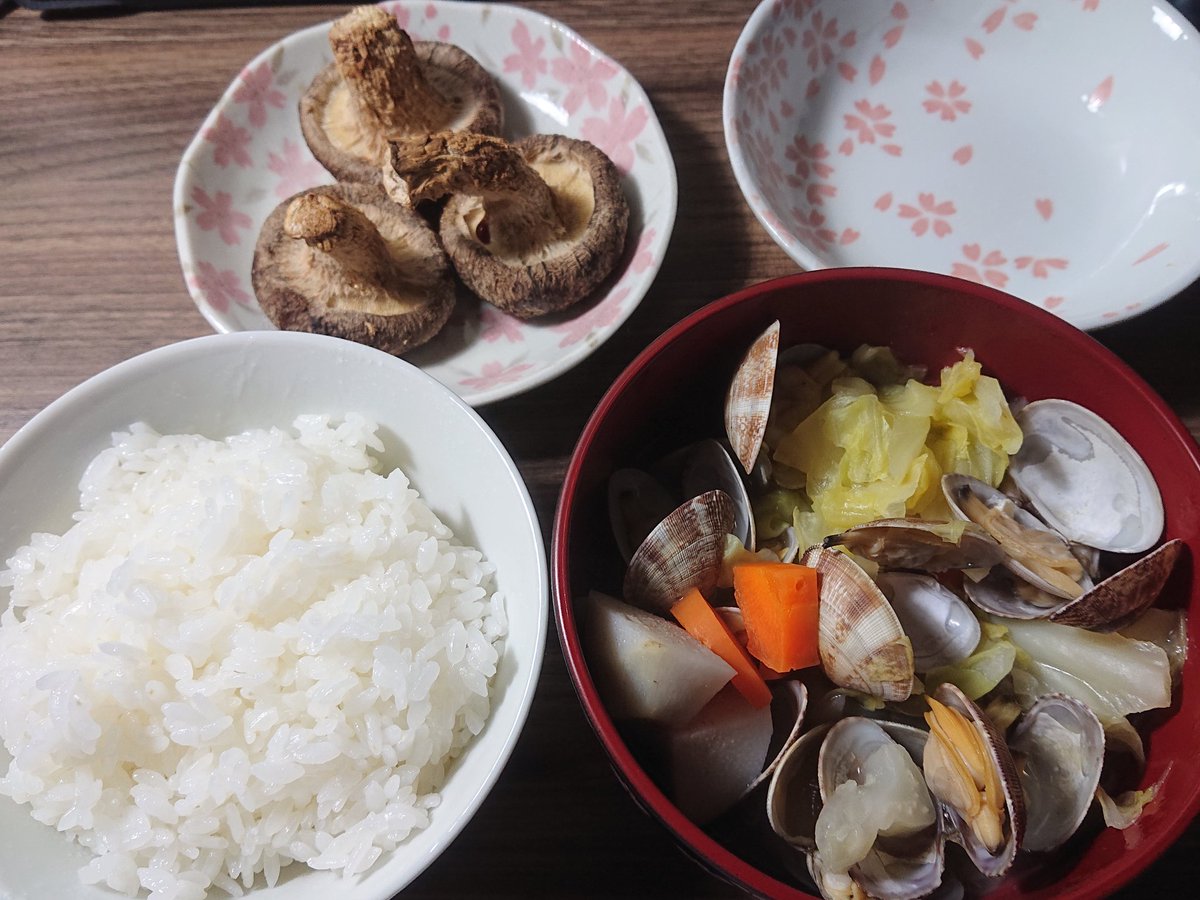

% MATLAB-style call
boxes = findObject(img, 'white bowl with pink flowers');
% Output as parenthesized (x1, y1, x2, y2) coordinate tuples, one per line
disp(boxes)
(174, 0, 676, 406)
(724, 0, 1200, 329)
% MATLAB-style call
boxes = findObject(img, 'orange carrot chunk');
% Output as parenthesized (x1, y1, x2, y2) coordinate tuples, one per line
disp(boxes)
(670, 588, 773, 709)
(732, 562, 820, 673)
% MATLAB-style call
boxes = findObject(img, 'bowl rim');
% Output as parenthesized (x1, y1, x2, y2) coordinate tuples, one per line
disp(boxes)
(551, 266, 1200, 899)
(0, 330, 549, 899)
(720, 0, 1200, 331)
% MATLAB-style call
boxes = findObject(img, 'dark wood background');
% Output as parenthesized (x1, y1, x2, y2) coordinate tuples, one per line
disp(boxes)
(1, 2, 1197, 897)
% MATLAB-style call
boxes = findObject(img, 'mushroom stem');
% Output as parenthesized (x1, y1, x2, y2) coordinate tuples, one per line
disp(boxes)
(390, 131, 567, 249)
(284, 193, 397, 291)
(330, 5, 449, 135)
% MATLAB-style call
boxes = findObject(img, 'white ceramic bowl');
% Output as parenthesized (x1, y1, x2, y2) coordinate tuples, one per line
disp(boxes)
(724, 0, 1200, 329)
(0, 332, 547, 899)
(175, 0, 677, 406)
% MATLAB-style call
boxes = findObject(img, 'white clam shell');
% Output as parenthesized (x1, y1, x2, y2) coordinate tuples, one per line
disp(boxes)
(1009, 399, 1163, 553)
(1008, 693, 1105, 853)
(680, 439, 756, 551)
(877, 572, 981, 672)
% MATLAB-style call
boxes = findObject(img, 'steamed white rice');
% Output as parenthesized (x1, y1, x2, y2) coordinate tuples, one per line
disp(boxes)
(0, 414, 507, 898)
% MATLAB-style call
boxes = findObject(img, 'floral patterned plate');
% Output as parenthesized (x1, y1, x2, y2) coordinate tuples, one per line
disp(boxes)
(174, 0, 676, 405)
(724, 0, 1200, 330)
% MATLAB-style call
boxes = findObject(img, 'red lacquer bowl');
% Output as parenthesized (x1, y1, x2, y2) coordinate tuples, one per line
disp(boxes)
(551, 269, 1200, 899)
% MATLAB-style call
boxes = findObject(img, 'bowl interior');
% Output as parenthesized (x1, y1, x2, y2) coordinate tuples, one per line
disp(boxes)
(0, 332, 547, 899)
(555, 269, 1200, 899)
(174, 0, 677, 406)
(723, 0, 1200, 329)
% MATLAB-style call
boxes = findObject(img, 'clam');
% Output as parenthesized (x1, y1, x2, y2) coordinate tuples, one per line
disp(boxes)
(823, 518, 1005, 572)
(1048, 538, 1184, 631)
(800, 546, 915, 701)
(877, 573, 981, 672)
(783, 718, 945, 900)
(679, 439, 756, 551)
(725, 320, 779, 474)
(961, 538, 1183, 631)
(1008, 399, 1164, 553)
(1007, 694, 1105, 853)
(942, 474, 1091, 601)
(922, 684, 1024, 878)
(623, 489, 735, 615)
(607, 468, 676, 563)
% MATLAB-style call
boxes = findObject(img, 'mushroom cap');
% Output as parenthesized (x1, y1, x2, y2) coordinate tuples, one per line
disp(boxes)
(439, 134, 630, 318)
(251, 182, 455, 355)
(300, 40, 502, 185)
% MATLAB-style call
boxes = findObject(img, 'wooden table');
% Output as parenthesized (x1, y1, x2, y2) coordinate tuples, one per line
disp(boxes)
(1, 1, 1197, 897)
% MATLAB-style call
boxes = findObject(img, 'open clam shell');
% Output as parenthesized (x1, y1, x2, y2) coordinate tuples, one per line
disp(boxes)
(925, 684, 1025, 878)
(942, 474, 1092, 601)
(815, 718, 945, 900)
(623, 489, 735, 615)
(1008, 693, 1105, 853)
(877, 573, 981, 672)
(800, 546, 915, 701)
(679, 439, 756, 551)
(824, 518, 1005, 573)
(725, 320, 779, 474)
(767, 722, 831, 849)
(962, 565, 1064, 620)
(1049, 538, 1184, 631)
(607, 468, 676, 564)
(1008, 399, 1164, 554)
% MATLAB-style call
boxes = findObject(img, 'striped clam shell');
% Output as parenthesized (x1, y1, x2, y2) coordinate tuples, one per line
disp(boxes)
(623, 489, 735, 615)
(1049, 538, 1183, 631)
(724, 320, 779, 474)
(800, 546, 915, 702)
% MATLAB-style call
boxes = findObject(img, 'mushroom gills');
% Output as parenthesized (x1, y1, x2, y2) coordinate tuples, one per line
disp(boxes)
(456, 154, 596, 264)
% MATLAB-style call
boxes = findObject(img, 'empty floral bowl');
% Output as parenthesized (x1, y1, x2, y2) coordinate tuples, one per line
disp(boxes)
(724, 0, 1200, 329)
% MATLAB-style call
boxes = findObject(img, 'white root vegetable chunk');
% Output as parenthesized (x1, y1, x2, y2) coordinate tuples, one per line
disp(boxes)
(583, 591, 734, 726)
(664, 684, 773, 824)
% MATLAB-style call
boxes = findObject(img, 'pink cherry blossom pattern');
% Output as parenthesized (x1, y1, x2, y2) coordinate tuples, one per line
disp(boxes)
(630, 227, 657, 274)
(897, 192, 956, 237)
(965, 38, 985, 60)
(801, 10, 840, 72)
(503, 21, 547, 89)
(841, 99, 899, 156)
(789, 207, 838, 254)
(424, 3, 437, 19)
(380, 3, 411, 29)
(459, 360, 537, 391)
(784, 134, 834, 185)
(952, 244, 1009, 287)
(1014, 255, 1069, 278)
(550, 40, 619, 114)
(923, 80, 971, 121)
(550, 287, 629, 348)
(478, 306, 526, 344)
(1044, 296, 1065, 309)
(1035, 198, 1054, 221)
(1133, 243, 1169, 265)
(869, 54, 886, 85)
(189, 261, 252, 312)
(741, 120, 785, 191)
(266, 138, 328, 199)
(204, 113, 252, 168)
(875, 192, 893, 212)
(233, 62, 286, 128)
(1086, 76, 1114, 112)
(884, 1, 908, 47)
(953, 144, 973, 165)
(191, 187, 253, 246)
(581, 98, 649, 174)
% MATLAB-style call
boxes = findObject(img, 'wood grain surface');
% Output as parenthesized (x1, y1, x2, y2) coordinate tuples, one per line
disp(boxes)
(1, 2, 1198, 897)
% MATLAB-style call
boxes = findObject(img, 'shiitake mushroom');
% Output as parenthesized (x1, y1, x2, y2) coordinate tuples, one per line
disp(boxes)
(388, 130, 629, 318)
